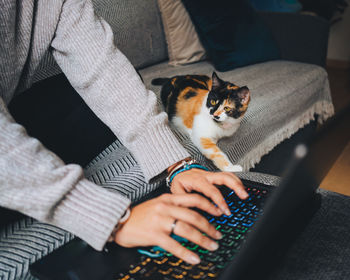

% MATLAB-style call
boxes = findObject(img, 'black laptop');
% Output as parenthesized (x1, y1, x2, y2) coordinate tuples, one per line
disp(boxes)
(30, 106, 350, 280)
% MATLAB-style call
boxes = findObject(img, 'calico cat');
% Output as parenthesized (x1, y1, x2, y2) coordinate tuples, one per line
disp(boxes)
(152, 72, 250, 172)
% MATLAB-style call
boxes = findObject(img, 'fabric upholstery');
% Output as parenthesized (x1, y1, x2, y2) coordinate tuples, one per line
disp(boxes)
(92, 0, 168, 69)
(157, 0, 206, 66)
(32, 0, 169, 84)
(140, 60, 334, 171)
(0, 219, 74, 280)
(181, 0, 280, 71)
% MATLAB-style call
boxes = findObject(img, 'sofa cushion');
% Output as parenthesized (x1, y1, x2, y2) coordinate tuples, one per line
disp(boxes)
(75, 61, 333, 184)
(157, 0, 206, 66)
(181, 0, 280, 71)
(32, 0, 169, 84)
(92, 0, 168, 69)
(139, 60, 334, 170)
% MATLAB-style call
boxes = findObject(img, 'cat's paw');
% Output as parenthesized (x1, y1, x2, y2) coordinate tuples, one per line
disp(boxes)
(223, 164, 243, 172)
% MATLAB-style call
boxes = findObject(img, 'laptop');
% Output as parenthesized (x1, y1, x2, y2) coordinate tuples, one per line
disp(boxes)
(30, 106, 350, 280)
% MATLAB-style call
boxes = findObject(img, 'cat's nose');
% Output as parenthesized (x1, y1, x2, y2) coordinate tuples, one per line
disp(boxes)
(214, 115, 220, 119)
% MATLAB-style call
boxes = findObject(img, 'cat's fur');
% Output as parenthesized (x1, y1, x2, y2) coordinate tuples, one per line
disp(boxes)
(152, 72, 250, 172)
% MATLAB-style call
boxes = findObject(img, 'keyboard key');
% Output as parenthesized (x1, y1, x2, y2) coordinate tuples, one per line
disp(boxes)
(153, 257, 169, 265)
(129, 265, 141, 274)
(180, 263, 193, 270)
(168, 258, 183, 267)
(198, 248, 209, 254)
(189, 270, 206, 279)
(216, 262, 227, 269)
(233, 214, 244, 221)
(197, 261, 214, 271)
(222, 239, 237, 247)
(220, 225, 233, 233)
(222, 213, 234, 218)
(216, 218, 227, 225)
(237, 201, 245, 207)
(227, 222, 239, 227)
(242, 222, 254, 227)
(230, 206, 240, 213)
(171, 268, 188, 279)
(241, 208, 251, 215)
(235, 226, 248, 234)
(158, 267, 173, 275)
(227, 191, 235, 197)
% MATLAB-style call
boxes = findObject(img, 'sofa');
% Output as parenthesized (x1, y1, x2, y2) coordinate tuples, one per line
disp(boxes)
(0, 0, 334, 279)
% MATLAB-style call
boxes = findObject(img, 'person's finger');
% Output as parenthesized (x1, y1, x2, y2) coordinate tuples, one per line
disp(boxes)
(170, 181, 187, 194)
(165, 193, 222, 216)
(165, 204, 222, 240)
(191, 179, 231, 216)
(207, 172, 248, 200)
(157, 234, 201, 265)
(173, 220, 219, 252)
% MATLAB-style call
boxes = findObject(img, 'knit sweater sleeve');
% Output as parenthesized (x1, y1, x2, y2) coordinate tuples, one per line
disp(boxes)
(0, 98, 130, 251)
(50, 0, 190, 182)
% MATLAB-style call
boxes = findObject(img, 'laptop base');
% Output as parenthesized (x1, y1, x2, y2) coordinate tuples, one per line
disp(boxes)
(232, 192, 321, 280)
(30, 184, 321, 280)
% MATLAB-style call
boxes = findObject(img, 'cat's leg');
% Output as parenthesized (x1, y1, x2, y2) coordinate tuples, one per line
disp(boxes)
(195, 136, 243, 172)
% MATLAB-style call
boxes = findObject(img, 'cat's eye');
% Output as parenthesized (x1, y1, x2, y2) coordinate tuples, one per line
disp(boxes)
(224, 107, 231, 112)
(210, 100, 218, 105)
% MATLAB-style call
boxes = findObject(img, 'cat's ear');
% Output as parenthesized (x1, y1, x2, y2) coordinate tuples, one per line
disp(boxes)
(211, 72, 223, 90)
(238, 86, 250, 105)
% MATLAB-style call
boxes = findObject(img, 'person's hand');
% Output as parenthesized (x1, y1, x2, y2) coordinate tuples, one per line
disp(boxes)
(170, 168, 248, 216)
(113, 193, 223, 264)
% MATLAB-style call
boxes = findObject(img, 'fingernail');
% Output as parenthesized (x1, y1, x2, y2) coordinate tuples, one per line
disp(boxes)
(224, 209, 231, 216)
(242, 192, 249, 199)
(187, 254, 200, 264)
(216, 208, 223, 215)
(209, 242, 219, 251)
(215, 231, 223, 240)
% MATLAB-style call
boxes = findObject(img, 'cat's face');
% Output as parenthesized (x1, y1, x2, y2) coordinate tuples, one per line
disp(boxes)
(206, 72, 250, 124)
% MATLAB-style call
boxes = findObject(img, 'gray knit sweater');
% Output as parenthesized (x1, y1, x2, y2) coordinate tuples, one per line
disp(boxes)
(0, 0, 189, 250)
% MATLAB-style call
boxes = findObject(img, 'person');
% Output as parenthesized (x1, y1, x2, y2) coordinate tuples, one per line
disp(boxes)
(0, 0, 248, 265)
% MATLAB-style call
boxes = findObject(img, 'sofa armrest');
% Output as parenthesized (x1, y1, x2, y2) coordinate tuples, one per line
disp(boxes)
(258, 12, 330, 67)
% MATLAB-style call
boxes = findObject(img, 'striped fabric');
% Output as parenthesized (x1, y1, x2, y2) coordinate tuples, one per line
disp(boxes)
(84, 136, 216, 202)
(84, 140, 163, 202)
(0, 219, 74, 280)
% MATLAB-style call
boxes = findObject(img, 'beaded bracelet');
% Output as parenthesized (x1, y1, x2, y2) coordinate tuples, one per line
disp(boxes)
(166, 159, 208, 187)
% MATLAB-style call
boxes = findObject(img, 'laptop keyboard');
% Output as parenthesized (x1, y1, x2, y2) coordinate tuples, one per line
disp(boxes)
(116, 185, 269, 280)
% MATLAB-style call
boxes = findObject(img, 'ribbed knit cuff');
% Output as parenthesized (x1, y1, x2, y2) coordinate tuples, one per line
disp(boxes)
(130, 121, 190, 182)
(51, 178, 130, 251)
